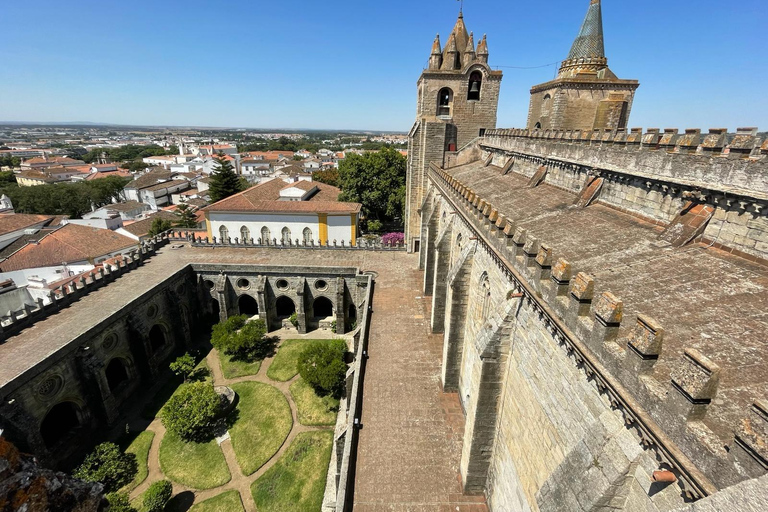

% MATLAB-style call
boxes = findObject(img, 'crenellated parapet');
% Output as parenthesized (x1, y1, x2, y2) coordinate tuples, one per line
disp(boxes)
(428, 162, 768, 500)
(0, 234, 171, 343)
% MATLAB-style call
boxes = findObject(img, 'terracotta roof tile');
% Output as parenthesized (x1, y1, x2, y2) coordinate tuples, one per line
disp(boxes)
(204, 179, 360, 214)
(0, 214, 54, 236)
(0, 224, 137, 271)
(121, 211, 178, 237)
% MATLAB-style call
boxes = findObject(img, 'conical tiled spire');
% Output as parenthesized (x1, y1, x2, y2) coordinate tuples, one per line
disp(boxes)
(429, 34, 442, 70)
(476, 34, 489, 63)
(442, 33, 459, 70)
(464, 32, 476, 62)
(567, 0, 605, 60)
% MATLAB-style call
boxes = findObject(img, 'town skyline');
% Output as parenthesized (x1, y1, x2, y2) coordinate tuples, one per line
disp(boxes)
(1, 0, 765, 131)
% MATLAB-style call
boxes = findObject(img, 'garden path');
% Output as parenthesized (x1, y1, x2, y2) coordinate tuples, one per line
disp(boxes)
(128, 329, 341, 511)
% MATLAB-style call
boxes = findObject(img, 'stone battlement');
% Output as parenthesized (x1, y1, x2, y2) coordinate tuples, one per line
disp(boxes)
(0, 235, 171, 343)
(427, 163, 768, 500)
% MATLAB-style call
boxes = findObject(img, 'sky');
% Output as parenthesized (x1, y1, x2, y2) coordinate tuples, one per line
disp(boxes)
(1, 0, 766, 132)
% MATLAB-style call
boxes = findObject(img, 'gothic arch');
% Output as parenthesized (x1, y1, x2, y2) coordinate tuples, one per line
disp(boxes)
(240, 225, 250, 242)
(148, 324, 167, 352)
(303, 227, 313, 244)
(239, 294, 259, 316)
(105, 358, 130, 394)
(437, 87, 453, 117)
(40, 401, 82, 448)
(479, 272, 491, 320)
(275, 296, 296, 318)
(219, 225, 229, 242)
(313, 296, 334, 319)
(468, 71, 482, 101)
(281, 227, 292, 244)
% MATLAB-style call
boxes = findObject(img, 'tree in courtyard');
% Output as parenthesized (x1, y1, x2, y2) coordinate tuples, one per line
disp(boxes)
(73, 442, 138, 493)
(143, 480, 173, 512)
(147, 217, 173, 237)
(297, 339, 348, 398)
(211, 316, 269, 359)
(174, 203, 198, 228)
(208, 155, 243, 203)
(162, 382, 220, 442)
(169, 352, 196, 381)
(337, 147, 406, 229)
(312, 168, 339, 188)
(105, 492, 137, 512)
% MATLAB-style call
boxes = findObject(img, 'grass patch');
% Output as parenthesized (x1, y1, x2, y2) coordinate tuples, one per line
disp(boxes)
(159, 430, 231, 490)
(142, 358, 211, 419)
(219, 351, 262, 379)
(119, 431, 155, 493)
(267, 339, 336, 382)
(189, 490, 245, 512)
(229, 382, 292, 475)
(289, 378, 339, 426)
(251, 431, 333, 512)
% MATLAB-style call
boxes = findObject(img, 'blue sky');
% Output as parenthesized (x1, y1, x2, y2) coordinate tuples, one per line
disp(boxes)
(1, 0, 765, 132)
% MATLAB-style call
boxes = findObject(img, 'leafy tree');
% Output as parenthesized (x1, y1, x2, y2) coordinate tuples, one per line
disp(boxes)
(211, 316, 268, 358)
(105, 492, 137, 512)
(122, 160, 149, 173)
(297, 340, 348, 398)
(208, 155, 243, 203)
(143, 480, 173, 512)
(312, 168, 339, 188)
(73, 442, 138, 493)
(0, 171, 17, 187)
(337, 147, 406, 228)
(170, 352, 196, 381)
(86, 176, 130, 208)
(162, 382, 220, 442)
(174, 204, 198, 228)
(148, 218, 173, 237)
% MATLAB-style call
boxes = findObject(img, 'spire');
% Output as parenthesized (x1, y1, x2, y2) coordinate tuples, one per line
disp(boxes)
(442, 33, 459, 70)
(476, 34, 489, 63)
(463, 31, 476, 63)
(429, 34, 443, 70)
(567, 0, 605, 61)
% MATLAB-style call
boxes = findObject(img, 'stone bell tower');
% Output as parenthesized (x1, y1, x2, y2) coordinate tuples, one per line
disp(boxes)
(405, 11, 503, 252)
(527, 0, 639, 132)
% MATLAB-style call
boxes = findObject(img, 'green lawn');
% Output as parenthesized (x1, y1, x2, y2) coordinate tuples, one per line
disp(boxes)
(289, 378, 339, 426)
(119, 431, 155, 493)
(229, 382, 292, 475)
(251, 431, 334, 512)
(190, 490, 245, 512)
(267, 339, 335, 382)
(143, 358, 211, 419)
(158, 431, 231, 490)
(219, 351, 262, 379)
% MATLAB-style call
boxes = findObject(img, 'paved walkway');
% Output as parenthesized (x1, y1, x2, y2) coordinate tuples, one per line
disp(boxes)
(4, 245, 485, 510)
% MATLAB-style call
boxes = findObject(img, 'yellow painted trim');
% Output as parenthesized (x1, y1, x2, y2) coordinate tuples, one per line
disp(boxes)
(318, 213, 328, 246)
(205, 212, 213, 240)
(350, 214, 357, 246)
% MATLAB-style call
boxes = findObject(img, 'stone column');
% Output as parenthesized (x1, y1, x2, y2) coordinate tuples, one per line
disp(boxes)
(335, 278, 345, 335)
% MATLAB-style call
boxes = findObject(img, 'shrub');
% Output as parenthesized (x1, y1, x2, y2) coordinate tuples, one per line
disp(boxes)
(162, 382, 220, 442)
(381, 232, 404, 245)
(330, 319, 337, 331)
(366, 219, 383, 233)
(169, 352, 196, 381)
(106, 492, 137, 512)
(297, 339, 347, 398)
(73, 442, 137, 493)
(211, 316, 267, 358)
(143, 480, 173, 512)
(289, 312, 298, 328)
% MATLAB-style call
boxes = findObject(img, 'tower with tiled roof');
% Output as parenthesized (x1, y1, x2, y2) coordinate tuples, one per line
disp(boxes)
(405, 11, 502, 252)
(527, 0, 639, 132)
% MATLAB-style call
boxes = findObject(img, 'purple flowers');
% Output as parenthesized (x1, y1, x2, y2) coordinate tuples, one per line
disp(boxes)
(381, 232, 404, 245)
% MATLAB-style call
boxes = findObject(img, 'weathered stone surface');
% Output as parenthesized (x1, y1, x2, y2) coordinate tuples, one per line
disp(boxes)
(627, 314, 664, 358)
(671, 349, 721, 403)
(594, 292, 624, 325)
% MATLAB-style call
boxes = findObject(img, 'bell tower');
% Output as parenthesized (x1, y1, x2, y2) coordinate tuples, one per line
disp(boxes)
(405, 12, 502, 252)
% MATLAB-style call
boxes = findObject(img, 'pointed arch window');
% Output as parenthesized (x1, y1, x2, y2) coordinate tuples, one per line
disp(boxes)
(240, 226, 250, 242)
(281, 227, 292, 244)
(468, 71, 482, 101)
(261, 226, 271, 244)
(437, 88, 453, 117)
(219, 225, 229, 243)
(303, 227, 313, 244)
(542, 93, 552, 116)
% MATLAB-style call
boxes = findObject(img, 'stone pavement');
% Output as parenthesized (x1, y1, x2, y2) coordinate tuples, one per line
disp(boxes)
(1, 245, 486, 510)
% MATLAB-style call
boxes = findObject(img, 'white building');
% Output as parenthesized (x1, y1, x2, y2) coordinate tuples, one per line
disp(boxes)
(203, 179, 360, 246)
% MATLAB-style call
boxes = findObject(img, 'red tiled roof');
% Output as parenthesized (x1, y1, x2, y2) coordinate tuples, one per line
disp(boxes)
(0, 224, 137, 271)
(120, 211, 178, 238)
(84, 169, 132, 181)
(204, 179, 360, 214)
(0, 214, 54, 236)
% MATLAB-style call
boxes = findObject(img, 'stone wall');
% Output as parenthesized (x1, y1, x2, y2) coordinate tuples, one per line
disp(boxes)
(480, 129, 768, 262)
(420, 163, 768, 511)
